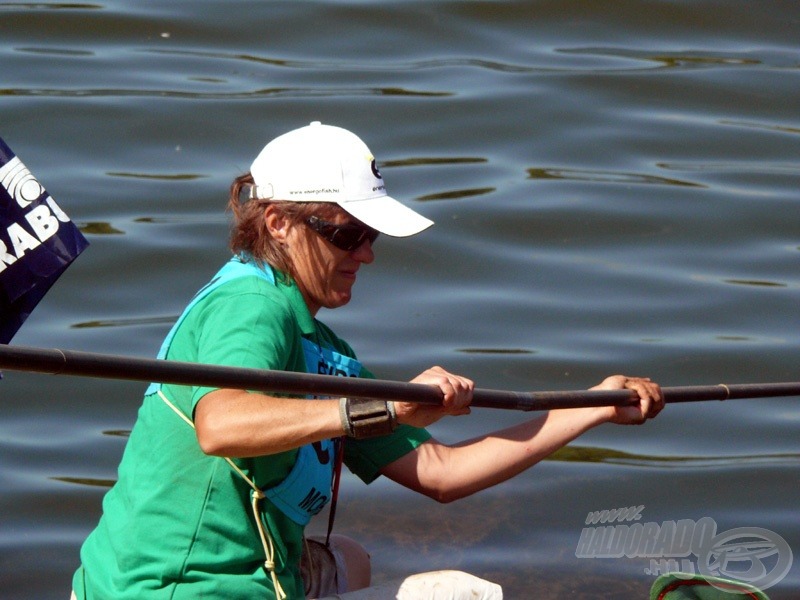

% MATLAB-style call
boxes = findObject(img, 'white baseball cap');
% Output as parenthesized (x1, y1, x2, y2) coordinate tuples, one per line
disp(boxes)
(249, 121, 433, 237)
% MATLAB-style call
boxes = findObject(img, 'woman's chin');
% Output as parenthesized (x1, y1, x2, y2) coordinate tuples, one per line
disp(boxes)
(325, 291, 353, 309)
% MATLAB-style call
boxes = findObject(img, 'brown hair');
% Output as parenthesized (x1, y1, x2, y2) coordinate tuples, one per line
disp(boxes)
(227, 172, 339, 280)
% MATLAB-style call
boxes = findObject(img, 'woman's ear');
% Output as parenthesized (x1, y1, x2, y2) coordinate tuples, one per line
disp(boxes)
(264, 204, 290, 243)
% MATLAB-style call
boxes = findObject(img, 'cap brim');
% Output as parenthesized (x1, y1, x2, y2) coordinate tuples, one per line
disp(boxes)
(339, 196, 434, 237)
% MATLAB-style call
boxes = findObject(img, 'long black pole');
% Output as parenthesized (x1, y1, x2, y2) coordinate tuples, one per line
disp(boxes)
(0, 344, 798, 411)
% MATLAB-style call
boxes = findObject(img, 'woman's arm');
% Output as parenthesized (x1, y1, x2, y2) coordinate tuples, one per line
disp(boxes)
(381, 375, 663, 503)
(193, 365, 475, 458)
(194, 390, 343, 457)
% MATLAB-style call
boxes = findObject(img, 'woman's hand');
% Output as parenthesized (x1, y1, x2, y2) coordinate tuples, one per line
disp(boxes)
(393, 366, 474, 429)
(591, 375, 664, 425)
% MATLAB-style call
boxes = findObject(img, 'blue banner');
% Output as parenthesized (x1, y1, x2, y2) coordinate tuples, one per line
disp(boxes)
(0, 137, 89, 343)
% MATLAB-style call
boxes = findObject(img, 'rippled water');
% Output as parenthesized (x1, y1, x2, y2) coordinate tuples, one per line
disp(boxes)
(1, 2, 798, 598)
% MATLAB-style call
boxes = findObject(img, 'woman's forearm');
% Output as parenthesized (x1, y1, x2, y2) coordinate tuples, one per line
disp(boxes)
(194, 389, 343, 457)
(381, 405, 614, 503)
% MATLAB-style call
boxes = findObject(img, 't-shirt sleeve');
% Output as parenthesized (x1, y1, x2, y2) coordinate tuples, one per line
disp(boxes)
(180, 280, 301, 411)
(343, 425, 432, 484)
(342, 363, 433, 483)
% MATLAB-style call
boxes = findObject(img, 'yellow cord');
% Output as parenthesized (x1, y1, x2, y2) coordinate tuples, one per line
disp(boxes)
(158, 390, 287, 599)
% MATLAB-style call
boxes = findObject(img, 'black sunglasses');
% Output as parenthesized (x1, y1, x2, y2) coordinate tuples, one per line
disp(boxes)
(304, 216, 380, 252)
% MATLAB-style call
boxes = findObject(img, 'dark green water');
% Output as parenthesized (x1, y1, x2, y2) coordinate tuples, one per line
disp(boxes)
(1, 2, 798, 598)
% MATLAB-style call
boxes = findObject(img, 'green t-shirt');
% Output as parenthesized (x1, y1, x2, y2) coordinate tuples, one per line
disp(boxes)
(73, 261, 431, 599)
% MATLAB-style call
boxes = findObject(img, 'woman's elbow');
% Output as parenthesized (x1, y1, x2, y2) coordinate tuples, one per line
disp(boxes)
(431, 490, 460, 504)
(418, 478, 468, 504)
(195, 422, 228, 456)
(194, 406, 232, 456)
(193, 391, 245, 456)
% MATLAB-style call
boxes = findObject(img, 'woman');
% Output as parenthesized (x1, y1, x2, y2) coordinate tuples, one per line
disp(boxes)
(72, 122, 663, 599)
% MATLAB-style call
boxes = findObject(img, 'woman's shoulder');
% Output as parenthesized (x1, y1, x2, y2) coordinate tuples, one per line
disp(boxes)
(205, 271, 289, 304)
(186, 273, 297, 333)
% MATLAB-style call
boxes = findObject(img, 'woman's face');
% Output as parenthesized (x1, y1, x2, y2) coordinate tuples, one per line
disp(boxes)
(283, 208, 376, 315)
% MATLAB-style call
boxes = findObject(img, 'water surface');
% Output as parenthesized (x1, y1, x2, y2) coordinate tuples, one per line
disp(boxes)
(1, 1, 798, 598)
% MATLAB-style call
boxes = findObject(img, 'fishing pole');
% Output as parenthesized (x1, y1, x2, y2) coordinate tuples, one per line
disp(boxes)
(0, 344, 797, 411)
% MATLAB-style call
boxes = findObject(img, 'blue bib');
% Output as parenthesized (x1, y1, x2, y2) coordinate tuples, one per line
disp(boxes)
(266, 337, 361, 525)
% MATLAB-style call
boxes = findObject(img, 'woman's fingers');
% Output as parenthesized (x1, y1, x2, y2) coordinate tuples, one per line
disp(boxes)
(410, 366, 474, 413)
(594, 375, 664, 424)
(623, 377, 664, 418)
